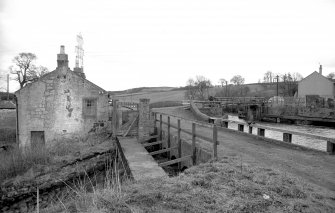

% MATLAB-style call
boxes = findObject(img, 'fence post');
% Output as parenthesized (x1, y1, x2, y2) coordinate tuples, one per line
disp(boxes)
(213, 124, 218, 161)
(177, 119, 181, 170)
(192, 123, 196, 165)
(167, 116, 171, 159)
(154, 113, 157, 129)
(159, 114, 163, 141)
(327, 141, 334, 154)
(112, 99, 118, 136)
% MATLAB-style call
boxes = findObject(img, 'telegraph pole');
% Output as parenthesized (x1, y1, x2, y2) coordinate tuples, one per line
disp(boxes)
(7, 74, 9, 100)
(276, 75, 279, 97)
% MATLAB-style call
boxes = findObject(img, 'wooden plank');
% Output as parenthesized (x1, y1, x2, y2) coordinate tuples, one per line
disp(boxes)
(159, 155, 192, 167)
(142, 140, 164, 147)
(149, 146, 177, 156)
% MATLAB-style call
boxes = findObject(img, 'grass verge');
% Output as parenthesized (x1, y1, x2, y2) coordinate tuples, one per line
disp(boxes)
(0, 146, 51, 182)
(54, 156, 335, 212)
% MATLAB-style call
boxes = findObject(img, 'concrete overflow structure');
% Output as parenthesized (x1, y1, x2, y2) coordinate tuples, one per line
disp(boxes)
(15, 46, 109, 148)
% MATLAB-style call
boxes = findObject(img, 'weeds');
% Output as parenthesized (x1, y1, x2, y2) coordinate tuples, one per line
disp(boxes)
(45, 146, 131, 213)
(0, 146, 51, 182)
(50, 157, 335, 213)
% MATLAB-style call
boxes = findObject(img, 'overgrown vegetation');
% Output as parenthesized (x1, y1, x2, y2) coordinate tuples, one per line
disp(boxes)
(52, 157, 335, 212)
(0, 133, 110, 183)
(0, 128, 16, 145)
(0, 146, 51, 182)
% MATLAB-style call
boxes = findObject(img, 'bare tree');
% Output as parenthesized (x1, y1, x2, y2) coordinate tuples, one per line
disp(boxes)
(9, 53, 37, 88)
(263, 71, 274, 83)
(230, 75, 245, 85)
(195, 75, 212, 100)
(185, 78, 196, 99)
(184, 76, 212, 100)
(327, 72, 335, 79)
(219, 78, 227, 87)
(33, 66, 49, 80)
(9, 53, 49, 88)
(279, 72, 300, 96)
(291, 72, 303, 81)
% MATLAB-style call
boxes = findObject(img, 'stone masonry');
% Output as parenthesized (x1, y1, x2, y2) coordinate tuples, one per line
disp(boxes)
(138, 98, 153, 141)
(15, 46, 110, 148)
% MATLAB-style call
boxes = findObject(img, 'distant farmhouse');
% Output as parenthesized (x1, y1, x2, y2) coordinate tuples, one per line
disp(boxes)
(298, 65, 335, 107)
(15, 46, 109, 148)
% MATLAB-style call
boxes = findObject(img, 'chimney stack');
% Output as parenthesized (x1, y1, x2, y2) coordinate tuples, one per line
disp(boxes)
(319, 64, 322, 75)
(57, 45, 69, 68)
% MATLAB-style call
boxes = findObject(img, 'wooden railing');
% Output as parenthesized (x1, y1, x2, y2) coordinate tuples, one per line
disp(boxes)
(153, 111, 335, 154)
(118, 102, 138, 109)
(153, 112, 219, 168)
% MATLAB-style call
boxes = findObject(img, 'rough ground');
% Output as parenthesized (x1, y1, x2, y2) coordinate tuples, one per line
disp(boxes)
(153, 107, 335, 193)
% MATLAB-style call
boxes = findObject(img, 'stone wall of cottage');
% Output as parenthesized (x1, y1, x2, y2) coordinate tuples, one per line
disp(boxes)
(15, 67, 109, 148)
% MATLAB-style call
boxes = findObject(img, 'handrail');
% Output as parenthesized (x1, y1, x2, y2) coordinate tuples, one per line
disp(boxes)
(160, 120, 214, 143)
(153, 111, 335, 143)
(154, 111, 219, 160)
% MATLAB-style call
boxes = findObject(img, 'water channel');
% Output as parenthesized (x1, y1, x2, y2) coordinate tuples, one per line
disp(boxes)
(228, 115, 335, 151)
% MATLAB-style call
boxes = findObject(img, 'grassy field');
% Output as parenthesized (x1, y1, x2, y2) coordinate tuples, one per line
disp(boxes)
(53, 157, 335, 212)
(115, 90, 187, 103)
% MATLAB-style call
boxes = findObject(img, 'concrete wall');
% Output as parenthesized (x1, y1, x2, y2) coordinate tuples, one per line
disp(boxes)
(298, 72, 335, 99)
(190, 101, 211, 122)
(15, 67, 109, 148)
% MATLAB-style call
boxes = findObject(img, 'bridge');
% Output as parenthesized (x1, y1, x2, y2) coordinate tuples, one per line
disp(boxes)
(110, 99, 335, 192)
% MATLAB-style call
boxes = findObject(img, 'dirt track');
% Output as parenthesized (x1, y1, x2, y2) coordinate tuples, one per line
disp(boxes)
(153, 107, 335, 193)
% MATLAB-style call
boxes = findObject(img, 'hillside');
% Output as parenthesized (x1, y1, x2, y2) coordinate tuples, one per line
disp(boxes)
(109, 87, 176, 95)
(109, 82, 296, 104)
(114, 89, 187, 103)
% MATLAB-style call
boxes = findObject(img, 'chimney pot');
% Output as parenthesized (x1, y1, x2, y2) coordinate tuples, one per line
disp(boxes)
(60, 45, 65, 54)
(319, 64, 322, 75)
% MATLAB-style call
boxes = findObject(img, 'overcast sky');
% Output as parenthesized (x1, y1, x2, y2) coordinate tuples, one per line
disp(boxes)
(1, 0, 335, 92)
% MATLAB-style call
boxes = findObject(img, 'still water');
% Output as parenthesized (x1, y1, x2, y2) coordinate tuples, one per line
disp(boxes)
(227, 115, 335, 151)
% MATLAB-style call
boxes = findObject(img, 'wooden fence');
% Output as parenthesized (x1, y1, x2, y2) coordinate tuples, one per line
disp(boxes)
(153, 111, 335, 154)
(141, 113, 219, 168)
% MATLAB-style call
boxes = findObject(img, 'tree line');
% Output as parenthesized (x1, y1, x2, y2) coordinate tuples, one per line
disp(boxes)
(185, 70, 335, 100)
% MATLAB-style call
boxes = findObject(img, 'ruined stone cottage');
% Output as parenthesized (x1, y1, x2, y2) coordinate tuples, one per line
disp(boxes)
(15, 46, 109, 148)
